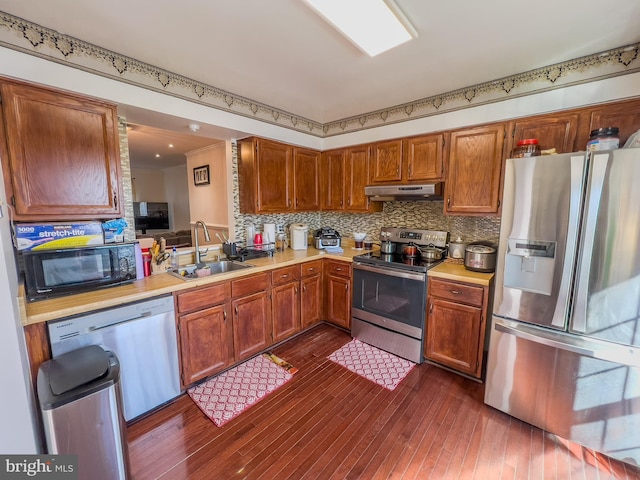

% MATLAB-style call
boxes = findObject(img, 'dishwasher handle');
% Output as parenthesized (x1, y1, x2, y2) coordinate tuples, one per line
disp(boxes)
(89, 311, 153, 332)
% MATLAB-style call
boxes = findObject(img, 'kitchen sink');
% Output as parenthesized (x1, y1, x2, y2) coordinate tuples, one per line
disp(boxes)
(166, 260, 253, 281)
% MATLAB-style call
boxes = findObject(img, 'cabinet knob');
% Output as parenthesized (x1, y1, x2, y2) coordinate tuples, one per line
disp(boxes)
(450, 289, 461, 295)
(295, 286, 298, 294)
(447, 197, 451, 208)
(429, 303, 433, 313)
(235, 306, 239, 316)
(223, 309, 227, 321)
(303, 285, 306, 292)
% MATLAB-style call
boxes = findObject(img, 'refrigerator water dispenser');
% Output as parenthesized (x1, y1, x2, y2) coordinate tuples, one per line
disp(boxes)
(504, 239, 556, 295)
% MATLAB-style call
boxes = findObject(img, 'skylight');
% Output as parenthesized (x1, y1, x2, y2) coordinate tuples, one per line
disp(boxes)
(304, 0, 417, 57)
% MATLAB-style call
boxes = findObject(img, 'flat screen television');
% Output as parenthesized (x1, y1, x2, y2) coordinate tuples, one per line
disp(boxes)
(134, 202, 169, 233)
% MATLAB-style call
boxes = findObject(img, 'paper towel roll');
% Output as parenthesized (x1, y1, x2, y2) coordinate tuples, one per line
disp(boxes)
(263, 223, 276, 245)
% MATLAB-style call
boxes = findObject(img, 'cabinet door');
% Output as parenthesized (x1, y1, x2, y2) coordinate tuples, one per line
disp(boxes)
(321, 149, 345, 210)
(178, 302, 233, 386)
(425, 297, 482, 376)
(301, 274, 322, 329)
(232, 291, 271, 361)
(446, 124, 505, 215)
(508, 114, 579, 154)
(0, 81, 122, 219)
(370, 140, 402, 184)
(272, 282, 300, 342)
(404, 133, 444, 182)
(344, 145, 371, 211)
(256, 139, 293, 212)
(293, 147, 320, 211)
(325, 275, 351, 329)
(586, 100, 640, 147)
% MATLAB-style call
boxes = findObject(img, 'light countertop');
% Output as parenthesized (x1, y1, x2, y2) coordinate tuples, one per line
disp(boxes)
(22, 248, 494, 326)
(428, 262, 494, 286)
(21, 246, 364, 326)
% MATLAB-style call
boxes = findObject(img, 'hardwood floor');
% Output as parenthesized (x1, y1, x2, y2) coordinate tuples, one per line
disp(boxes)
(127, 324, 640, 479)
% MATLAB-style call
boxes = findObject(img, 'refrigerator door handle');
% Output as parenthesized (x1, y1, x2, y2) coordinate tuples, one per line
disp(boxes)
(550, 155, 586, 328)
(495, 318, 640, 368)
(571, 152, 609, 332)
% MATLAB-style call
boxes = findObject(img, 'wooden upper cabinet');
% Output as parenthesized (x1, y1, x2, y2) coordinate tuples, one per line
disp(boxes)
(370, 139, 403, 183)
(320, 149, 345, 211)
(583, 99, 640, 148)
(370, 135, 444, 184)
(403, 133, 445, 182)
(507, 113, 579, 155)
(238, 137, 293, 213)
(344, 145, 381, 212)
(293, 147, 320, 211)
(0, 80, 123, 220)
(446, 124, 506, 216)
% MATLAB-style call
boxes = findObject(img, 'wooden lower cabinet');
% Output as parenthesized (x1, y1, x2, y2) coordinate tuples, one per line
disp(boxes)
(425, 277, 491, 379)
(301, 260, 322, 329)
(178, 302, 233, 386)
(175, 282, 234, 387)
(271, 265, 301, 342)
(231, 272, 272, 361)
(324, 260, 352, 329)
(232, 290, 271, 361)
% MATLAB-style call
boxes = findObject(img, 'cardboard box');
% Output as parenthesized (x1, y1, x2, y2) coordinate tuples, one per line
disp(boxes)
(15, 222, 104, 250)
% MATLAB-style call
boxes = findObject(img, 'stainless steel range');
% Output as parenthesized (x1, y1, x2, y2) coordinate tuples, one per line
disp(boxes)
(351, 227, 449, 363)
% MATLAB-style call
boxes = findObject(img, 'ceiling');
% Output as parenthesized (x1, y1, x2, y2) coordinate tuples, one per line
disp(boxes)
(1, 0, 640, 167)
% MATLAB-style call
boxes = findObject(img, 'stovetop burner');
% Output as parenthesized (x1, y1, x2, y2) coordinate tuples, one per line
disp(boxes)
(353, 250, 444, 273)
(353, 227, 449, 273)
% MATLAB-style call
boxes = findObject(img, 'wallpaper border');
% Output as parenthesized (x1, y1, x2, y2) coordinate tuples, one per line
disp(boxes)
(0, 11, 638, 138)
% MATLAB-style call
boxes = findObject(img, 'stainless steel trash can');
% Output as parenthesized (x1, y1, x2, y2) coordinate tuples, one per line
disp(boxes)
(38, 345, 130, 480)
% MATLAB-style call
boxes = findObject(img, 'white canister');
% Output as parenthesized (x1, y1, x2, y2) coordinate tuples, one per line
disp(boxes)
(246, 224, 255, 247)
(448, 236, 467, 259)
(263, 223, 276, 247)
(289, 223, 308, 250)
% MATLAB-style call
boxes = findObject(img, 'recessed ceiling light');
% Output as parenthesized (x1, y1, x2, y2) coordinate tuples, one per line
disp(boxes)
(303, 0, 417, 57)
(155, 154, 160, 158)
(168, 144, 174, 148)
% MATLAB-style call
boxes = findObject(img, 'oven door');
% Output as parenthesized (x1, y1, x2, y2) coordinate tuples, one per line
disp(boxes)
(352, 263, 427, 339)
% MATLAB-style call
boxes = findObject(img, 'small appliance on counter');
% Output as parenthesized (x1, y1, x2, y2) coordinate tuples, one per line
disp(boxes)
(289, 223, 308, 250)
(448, 236, 467, 259)
(314, 227, 341, 249)
(463, 244, 496, 272)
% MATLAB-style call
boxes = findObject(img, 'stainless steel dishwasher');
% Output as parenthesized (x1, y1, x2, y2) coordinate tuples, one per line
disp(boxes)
(48, 295, 181, 421)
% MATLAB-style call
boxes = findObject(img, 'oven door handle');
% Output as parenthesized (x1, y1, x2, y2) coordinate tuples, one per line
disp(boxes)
(353, 263, 426, 282)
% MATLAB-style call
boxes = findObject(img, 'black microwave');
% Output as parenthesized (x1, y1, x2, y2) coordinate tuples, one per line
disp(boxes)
(22, 243, 137, 302)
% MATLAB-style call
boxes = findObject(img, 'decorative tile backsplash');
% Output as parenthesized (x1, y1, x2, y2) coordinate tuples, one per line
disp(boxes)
(231, 141, 500, 247)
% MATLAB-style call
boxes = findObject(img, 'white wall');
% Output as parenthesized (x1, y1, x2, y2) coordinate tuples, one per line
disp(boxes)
(0, 177, 38, 453)
(131, 167, 166, 202)
(187, 143, 229, 228)
(164, 164, 190, 232)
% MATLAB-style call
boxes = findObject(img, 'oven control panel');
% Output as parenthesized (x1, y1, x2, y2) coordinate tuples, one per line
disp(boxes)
(380, 227, 448, 247)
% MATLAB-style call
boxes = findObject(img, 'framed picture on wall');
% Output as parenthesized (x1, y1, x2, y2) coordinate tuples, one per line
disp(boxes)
(193, 165, 210, 186)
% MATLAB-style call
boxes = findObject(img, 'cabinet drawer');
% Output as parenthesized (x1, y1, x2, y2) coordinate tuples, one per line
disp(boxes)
(301, 260, 322, 277)
(232, 272, 270, 297)
(325, 260, 351, 278)
(271, 265, 301, 286)
(176, 282, 231, 313)
(429, 278, 483, 306)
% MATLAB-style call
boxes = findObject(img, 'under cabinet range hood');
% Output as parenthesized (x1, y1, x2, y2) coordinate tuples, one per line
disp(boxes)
(365, 183, 443, 201)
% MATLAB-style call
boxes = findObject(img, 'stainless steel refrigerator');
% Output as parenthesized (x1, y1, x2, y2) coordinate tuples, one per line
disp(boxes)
(484, 148, 640, 467)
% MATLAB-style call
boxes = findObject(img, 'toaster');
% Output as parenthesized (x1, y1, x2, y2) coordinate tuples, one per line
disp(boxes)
(314, 227, 341, 249)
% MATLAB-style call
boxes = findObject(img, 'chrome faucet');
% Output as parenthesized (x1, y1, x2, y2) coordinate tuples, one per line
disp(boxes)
(194, 220, 210, 265)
